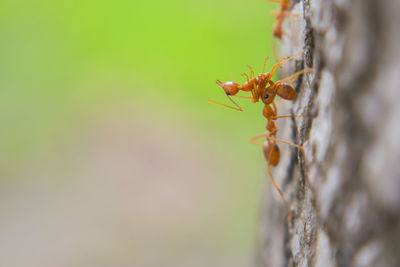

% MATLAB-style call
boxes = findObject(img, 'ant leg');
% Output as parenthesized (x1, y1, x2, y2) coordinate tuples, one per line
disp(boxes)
(241, 72, 258, 101)
(242, 73, 257, 101)
(208, 94, 243, 111)
(208, 100, 242, 111)
(267, 136, 303, 150)
(269, 56, 294, 77)
(247, 65, 259, 101)
(266, 161, 293, 221)
(241, 73, 255, 100)
(251, 66, 255, 80)
(270, 51, 305, 77)
(262, 56, 270, 74)
(246, 65, 256, 80)
(269, 101, 299, 119)
(273, 102, 278, 115)
(249, 132, 269, 147)
(253, 84, 258, 102)
(242, 72, 250, 82)
(244, 65, 258, 101)
(271, 10, 302, 19)
(271, 37, 279, 62)
(234, 95, 252, 99)
(272, 114, 303, 119)
(276, 68, 314, 85)
(250, 133, 303, 150)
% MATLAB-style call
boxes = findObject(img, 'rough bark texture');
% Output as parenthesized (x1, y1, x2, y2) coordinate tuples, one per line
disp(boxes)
(256, 0, 400, 266)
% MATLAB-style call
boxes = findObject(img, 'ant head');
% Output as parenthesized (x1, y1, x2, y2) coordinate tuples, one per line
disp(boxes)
(216, 80, 240, 96)
(261, 87, 276, 105)
(275, 83, 297, 100)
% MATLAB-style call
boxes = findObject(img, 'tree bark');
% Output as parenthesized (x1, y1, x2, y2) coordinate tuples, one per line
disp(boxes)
(256, 0, 400, 266)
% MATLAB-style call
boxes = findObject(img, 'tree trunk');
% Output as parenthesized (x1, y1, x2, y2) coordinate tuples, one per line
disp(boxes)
(256, 0, 400, 266)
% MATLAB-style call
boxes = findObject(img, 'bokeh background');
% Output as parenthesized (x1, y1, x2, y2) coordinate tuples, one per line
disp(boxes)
(0, 1, 278, 266)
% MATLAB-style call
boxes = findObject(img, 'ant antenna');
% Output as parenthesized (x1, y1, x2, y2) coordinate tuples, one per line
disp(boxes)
(262, 56, 270, 74)
(241, 73, 250, 82)
(246, 65, 256, 79)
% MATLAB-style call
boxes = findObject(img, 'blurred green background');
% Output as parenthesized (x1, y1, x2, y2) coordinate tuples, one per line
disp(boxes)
(0, 0, 278, 266)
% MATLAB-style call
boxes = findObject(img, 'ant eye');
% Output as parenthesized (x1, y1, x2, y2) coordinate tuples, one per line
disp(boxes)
(264, 93, 269, 99)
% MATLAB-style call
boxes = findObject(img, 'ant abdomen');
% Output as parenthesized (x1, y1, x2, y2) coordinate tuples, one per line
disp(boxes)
(263, 142, 280, 166)
(273, 27, 283, 39)
(216, 80, 241, 95)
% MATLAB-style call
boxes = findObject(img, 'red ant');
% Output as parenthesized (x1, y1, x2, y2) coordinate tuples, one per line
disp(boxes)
(209, 53, 312, 220)
(209, 52, 308, 112)
(269, 0, 291, 39)
(267, 0, 293, 39)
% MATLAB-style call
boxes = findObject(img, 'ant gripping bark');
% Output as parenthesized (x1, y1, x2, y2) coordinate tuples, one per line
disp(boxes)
(209, 53, 312, 220)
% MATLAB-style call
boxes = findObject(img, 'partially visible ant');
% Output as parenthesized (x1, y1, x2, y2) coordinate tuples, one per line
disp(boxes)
(209, 53, 312, 220)
(267, 0, 291, 39)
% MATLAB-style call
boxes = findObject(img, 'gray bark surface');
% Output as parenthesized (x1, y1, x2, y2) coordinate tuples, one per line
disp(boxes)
(256, 1, 400, 266)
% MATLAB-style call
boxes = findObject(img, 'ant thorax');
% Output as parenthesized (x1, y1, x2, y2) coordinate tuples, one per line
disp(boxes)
(240, 79, 257, 92)
(257, 73, 272, 88)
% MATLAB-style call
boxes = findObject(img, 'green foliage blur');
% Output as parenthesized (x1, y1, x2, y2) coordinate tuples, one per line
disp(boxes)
(1, 0, 278, 266)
